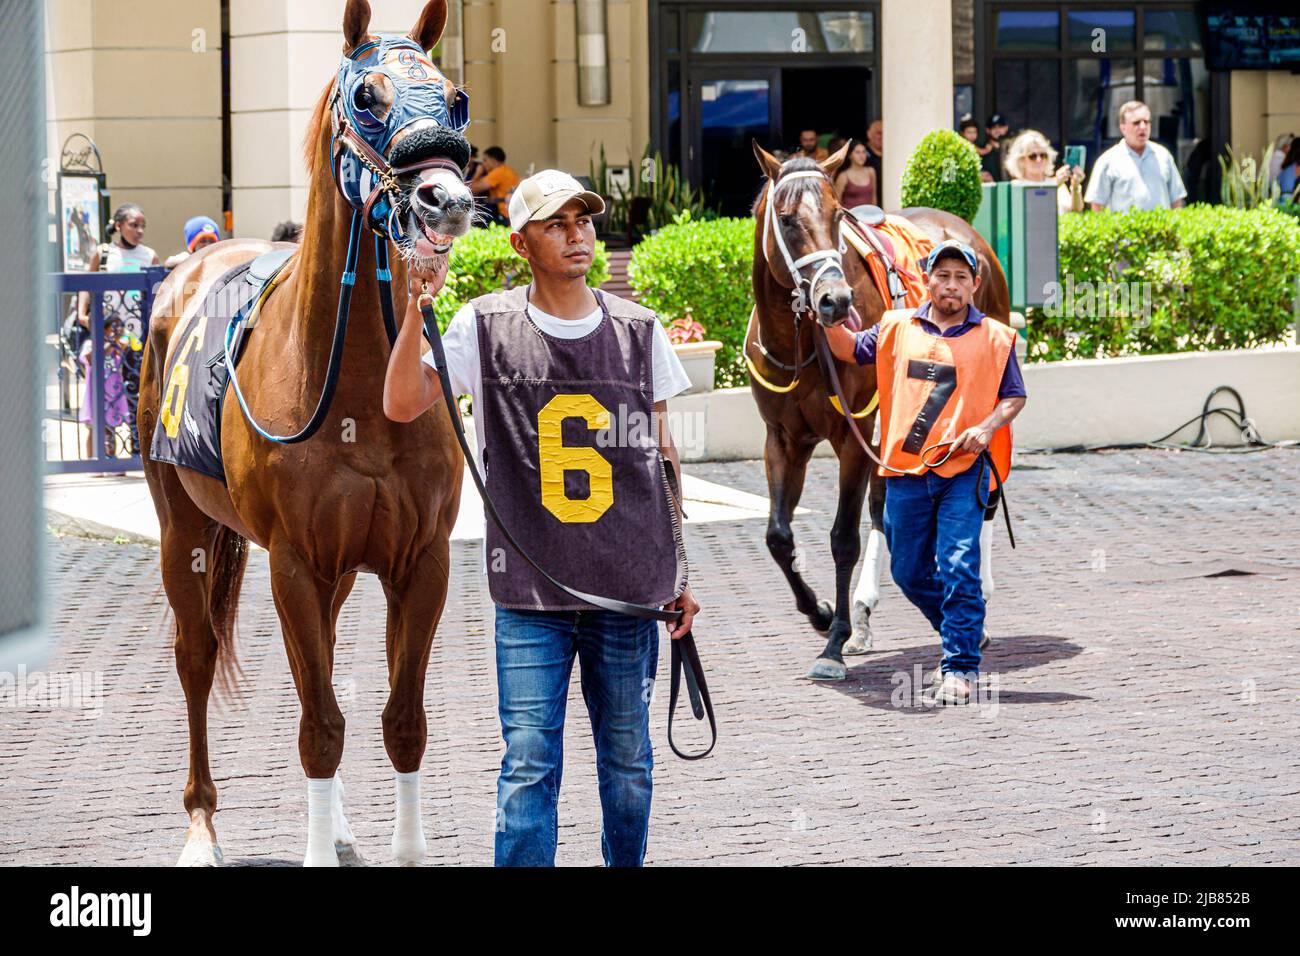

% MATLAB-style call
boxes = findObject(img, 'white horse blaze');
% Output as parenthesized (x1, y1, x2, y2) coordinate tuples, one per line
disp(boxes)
(391, 770, 427, 865)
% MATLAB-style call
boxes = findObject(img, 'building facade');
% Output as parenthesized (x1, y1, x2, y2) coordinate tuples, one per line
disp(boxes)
(44, 0, 1300, 250)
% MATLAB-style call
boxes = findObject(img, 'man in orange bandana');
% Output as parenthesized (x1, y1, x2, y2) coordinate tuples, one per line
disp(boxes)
(825, 240, 1027, 704)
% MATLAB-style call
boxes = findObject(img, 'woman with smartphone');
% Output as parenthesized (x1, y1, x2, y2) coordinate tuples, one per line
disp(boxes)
(1004, 130, 1085, 214)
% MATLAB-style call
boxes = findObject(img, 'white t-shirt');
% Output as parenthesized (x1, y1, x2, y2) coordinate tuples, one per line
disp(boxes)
(422, 298, 692, 475)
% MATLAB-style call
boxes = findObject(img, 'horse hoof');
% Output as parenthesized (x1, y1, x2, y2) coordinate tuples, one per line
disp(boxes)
(335, 841, 366, 867)
(811, 600, 834, 633)
(980, 630, 992, 651)
(807, 657, 847, 681)
(843, 632, 872, 655)
(176, 809, 223, 867)
(391, 830, 428, 867)
(843, 603, 873, 655)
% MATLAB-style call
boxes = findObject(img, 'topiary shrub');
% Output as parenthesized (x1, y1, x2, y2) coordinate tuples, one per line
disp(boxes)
(1026, 204, 1300, 361)
(430, 225, 609, 329)
(899, 129, 984, 223)
(627, 212, 755, 388)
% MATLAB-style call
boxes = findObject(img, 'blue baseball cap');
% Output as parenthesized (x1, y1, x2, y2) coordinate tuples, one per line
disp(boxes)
(924, 239, 979, 277)
(184, 215, 221, 252)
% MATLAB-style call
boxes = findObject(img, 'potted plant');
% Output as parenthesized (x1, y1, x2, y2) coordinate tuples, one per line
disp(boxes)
(666, 311, 722, 394)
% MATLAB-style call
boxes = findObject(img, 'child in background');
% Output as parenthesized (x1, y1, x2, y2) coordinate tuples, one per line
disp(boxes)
(164, 215, 221, 269)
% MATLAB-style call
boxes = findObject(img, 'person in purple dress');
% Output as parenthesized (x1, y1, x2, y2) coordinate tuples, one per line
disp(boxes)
(76, 203, 158, 468)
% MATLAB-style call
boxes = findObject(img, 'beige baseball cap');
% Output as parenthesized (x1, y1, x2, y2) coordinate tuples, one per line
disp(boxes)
(507, 169, 605, 232)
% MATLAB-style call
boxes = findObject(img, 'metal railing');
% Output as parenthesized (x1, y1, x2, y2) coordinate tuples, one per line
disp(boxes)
(44, 268, 165, 474)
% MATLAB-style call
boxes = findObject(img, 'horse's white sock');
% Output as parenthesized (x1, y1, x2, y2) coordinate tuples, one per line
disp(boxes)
(391, 770, 427, 864)
(853, 528, 887, 611)
(980, 521, 995, 604)
(304, 776, 339, 867)
(331, 771, 356, 848)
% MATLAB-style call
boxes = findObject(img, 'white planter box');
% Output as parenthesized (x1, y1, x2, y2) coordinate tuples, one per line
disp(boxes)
(672, 340, 723, 394)
(666, 347, 1300, 462)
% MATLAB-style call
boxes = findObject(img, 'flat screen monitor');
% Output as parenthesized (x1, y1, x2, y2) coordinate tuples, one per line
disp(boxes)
(1203, 4, 1300, 71)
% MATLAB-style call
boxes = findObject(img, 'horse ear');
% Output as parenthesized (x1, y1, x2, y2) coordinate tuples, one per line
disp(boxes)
(821, 140, 852, 179)
(343, 0, 372, 50)
(410, 0, 449, 51)
(752, 140, 782, 180)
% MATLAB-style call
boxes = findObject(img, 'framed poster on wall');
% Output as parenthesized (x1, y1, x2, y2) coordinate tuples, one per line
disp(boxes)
(57, 171, 105, 272)
(55, 133, 109, 273)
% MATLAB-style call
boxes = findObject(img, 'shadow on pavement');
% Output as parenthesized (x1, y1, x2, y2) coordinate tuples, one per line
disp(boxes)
(821, 634, 1088, 714)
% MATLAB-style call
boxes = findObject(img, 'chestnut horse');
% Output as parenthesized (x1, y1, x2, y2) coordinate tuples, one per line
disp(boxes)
(139, 0, 473, 866)
(748, 142, 1011, 682)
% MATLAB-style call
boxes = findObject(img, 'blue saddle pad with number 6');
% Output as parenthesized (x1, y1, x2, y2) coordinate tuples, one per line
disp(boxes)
(150, 247, 294, 484)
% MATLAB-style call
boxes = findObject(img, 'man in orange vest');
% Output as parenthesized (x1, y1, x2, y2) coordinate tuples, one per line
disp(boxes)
(824, 240, 1027, 704)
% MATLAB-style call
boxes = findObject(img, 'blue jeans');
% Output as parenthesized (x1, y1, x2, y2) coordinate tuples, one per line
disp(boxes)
(882, 465, 986, 675)
(493, 605, 657, 867)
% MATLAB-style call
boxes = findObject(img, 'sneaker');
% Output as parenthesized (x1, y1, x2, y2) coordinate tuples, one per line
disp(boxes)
(933, 673, 973, 706)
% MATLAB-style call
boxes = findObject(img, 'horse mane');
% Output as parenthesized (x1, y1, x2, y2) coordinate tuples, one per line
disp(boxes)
(303, 81, 334, 169)
(751, 156, 826, 217)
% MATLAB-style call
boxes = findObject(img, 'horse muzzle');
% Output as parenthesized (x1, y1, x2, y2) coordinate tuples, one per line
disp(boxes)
(407, 168, 473, 255)
(815, 284, 854, 326)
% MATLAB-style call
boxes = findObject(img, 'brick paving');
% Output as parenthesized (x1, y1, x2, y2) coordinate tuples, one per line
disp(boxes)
(4, 449, 1299, 866)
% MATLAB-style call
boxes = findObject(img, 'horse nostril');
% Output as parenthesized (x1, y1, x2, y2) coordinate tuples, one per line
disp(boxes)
(416, 182, 450, 209)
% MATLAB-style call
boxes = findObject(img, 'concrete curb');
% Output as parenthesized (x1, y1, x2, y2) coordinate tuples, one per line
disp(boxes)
(45, 509, 159, 547)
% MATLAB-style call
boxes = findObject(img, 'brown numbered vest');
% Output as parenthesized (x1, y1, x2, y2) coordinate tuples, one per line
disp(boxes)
(473, 286, 688, 611)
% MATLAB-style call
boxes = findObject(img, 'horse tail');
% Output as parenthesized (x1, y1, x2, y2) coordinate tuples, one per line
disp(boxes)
(209, 525, 250, 703)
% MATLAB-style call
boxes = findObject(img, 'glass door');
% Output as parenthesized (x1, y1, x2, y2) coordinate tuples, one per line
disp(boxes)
(687, 67, 780, 217)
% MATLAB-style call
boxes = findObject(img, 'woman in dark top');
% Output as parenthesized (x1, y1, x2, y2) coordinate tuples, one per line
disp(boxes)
(834, 140, 877, 208)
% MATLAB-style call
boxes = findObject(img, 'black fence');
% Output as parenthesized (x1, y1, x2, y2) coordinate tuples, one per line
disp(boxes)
(44, 268, 165, 474)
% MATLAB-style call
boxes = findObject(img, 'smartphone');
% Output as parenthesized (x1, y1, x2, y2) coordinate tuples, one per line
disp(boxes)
(1063, 145, 1086, 170)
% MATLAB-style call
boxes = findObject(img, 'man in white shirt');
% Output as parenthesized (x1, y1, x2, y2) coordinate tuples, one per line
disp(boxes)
(1085, 100, 1187, 213)
(383, 169, 699, 867)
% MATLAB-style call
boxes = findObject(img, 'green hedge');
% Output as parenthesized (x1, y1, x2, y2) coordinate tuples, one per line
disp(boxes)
(1027, 205, 1300, 361)
(430, 225, 609, 329)
(628, 213, 756, 388)
(899, 129, 984, 223)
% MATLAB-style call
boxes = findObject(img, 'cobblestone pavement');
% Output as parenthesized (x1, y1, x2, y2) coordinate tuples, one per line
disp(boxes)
(4, 449, 1299, 866)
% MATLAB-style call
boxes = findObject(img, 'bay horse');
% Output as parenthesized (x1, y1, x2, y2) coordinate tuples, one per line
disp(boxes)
(139, 0, 473, 866)
(748, 142, 1012, 681)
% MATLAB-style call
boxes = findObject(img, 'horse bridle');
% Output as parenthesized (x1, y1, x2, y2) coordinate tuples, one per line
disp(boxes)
(760, 169, 849, 320)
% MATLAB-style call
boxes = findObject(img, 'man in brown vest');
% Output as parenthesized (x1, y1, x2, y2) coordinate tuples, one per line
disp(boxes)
(383, 169, 699, 866)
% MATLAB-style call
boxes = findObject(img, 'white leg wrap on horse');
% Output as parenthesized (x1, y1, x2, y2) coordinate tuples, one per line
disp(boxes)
(391, 770, 427, 865)
(331, 772, 357, 849)
(845, 528, 887, 654)
(853, 529, 887, 611)
(304, 777, 339, 867)
(980, 521, 995, 603)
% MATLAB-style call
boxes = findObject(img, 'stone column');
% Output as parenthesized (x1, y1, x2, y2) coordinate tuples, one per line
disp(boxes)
(880, 0, 953, 209)
(228, 0, 433, 241)
(44, 0, 223, 252)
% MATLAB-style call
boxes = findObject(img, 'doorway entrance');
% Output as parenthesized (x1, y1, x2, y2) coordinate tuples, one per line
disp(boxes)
(654, 2, 881, 217)
(688, 65, 872, 216)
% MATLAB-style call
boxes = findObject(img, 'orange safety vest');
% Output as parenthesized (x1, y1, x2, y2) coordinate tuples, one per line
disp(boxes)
(875, 307, 1016, 488)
